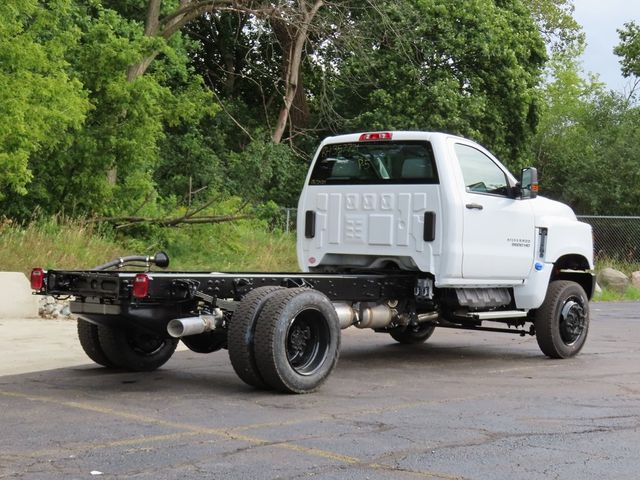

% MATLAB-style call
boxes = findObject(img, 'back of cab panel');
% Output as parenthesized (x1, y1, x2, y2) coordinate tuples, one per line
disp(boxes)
(297, 132, 443, 272)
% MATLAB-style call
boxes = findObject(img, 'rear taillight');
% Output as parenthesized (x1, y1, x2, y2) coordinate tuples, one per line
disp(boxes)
(132, 273, 150, 299)
(359, 132, 392, 141)
(31, 268, 44, 290)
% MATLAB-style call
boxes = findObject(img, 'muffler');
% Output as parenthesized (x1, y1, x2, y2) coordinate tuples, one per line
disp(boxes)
(332, 302, 439, 330)
(332, 302, 396, 329)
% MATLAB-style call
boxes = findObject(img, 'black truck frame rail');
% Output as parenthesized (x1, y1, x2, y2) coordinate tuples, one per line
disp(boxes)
(38, 269, 422, 331)
(41, 270, 421, 302)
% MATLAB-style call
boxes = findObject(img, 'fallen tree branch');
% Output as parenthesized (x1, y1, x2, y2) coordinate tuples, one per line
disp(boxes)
(89, 213, 253, 229)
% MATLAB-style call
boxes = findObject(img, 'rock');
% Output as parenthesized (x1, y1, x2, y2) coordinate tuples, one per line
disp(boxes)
(594, 282, 602, 295)
(631, 271, 640, 289)
(597, 267, 629, 293)
(38, 296, 74, 320)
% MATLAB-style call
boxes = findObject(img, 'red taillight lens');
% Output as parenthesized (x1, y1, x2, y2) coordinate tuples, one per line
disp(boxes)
(359, 132, 393, 141)
(31, 268, 45, 290)
(132, 273, 150, 299)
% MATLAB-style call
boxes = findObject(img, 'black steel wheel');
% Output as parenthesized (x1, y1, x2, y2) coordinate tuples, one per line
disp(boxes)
(389, 322, 436, 344)
(228, 286, 284, 388)
(535, 280, 590, 359)
(77, 318, 116, 368)
(97, 324, 178, 371)
(254, 288, 340, 394)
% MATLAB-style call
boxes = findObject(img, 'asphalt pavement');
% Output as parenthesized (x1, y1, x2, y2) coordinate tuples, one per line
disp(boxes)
(0, 302, 639, 479)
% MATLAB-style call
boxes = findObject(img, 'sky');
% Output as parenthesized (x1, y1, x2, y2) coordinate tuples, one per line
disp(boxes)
(572, 0, 640, 92)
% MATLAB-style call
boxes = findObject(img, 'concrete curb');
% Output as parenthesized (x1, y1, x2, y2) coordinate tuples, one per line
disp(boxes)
(0, 272, 39, 319)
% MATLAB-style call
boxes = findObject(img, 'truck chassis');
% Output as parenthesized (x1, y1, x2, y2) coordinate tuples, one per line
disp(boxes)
(33, 253, 591, 393)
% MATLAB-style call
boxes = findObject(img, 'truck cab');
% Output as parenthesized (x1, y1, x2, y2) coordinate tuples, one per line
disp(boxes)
(297, 131, 594, 310)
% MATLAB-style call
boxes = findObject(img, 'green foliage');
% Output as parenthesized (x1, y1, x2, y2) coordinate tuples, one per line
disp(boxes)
(526, 0, 584, 53)
(594, 286, 640, 302)
(0, 0, 89, 199)
(531, 50, 640, 214)
(0, 215, 123, 272)
(225, 134, 306, 206)
(0, 2, 219, 219)
(615, 22, 640, 79)
(1, 0, 635, 226)
(0, 211, 297, 275)
(317, 0, 546, 167)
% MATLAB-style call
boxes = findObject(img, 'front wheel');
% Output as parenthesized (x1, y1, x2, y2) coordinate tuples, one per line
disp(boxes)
(535, 280, 589, 359)
(98, 324, 178, 371)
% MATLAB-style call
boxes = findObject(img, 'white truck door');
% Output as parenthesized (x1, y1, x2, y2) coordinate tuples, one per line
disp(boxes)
(453, 142, 534, 280)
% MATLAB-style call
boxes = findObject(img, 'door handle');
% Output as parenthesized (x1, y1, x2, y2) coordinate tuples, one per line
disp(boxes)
(465, 203, 483, 210)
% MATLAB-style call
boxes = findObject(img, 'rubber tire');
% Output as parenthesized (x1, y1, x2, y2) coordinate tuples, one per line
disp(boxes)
(535, 280, 590, 359)
(77, 319, 116, 368)
(389, 323, 436, 344)
(97, 324, 179, 372)
(228, 286, 284, 388)
(181, 331, 226, 354)
(254, 288, 341, 394)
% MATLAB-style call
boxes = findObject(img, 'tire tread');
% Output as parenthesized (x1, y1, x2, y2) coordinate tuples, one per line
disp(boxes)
(77, 319, 116, 368)
(535, 280, 589, 359)
(98, 325, 178, 371)
(228, 286, 284, 388)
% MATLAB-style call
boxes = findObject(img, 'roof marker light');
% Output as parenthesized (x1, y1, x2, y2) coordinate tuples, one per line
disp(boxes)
(359, 132, 393, 141)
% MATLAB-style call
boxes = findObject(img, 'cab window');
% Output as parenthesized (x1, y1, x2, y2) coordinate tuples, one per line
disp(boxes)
(454, 144, 509, 196)
(309, 141, 438, 185)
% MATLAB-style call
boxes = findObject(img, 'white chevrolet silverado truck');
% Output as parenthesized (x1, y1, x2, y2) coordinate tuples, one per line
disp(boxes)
(32, 131, 594, 393)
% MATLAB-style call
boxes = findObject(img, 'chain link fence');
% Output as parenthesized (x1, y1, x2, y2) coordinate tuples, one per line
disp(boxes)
(277, 210, 639, 266)
(577, 216, 640, 266)
(276, 208, 298, 234)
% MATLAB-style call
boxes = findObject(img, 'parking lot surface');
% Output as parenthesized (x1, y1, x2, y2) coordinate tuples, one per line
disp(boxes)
(1, 302, 639, 479)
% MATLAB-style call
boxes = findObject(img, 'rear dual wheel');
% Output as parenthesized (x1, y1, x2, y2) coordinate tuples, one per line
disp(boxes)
(229, 288, 341, 393)
(77, 319, 116, 368)
(76, 318, 178, 371)
(228, 286, 285, 389)
(97, 325, 178, 372)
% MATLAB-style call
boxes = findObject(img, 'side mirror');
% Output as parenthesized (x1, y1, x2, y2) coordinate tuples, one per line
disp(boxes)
(520, 167, 538, 199)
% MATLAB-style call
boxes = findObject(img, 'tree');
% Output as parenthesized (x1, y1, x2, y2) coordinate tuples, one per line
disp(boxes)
(121, 0, 327, 146)
(0, 0, 89, 200)
(525, 0, 583, 53)
(313, 0, 547, 165)
(531, 49, 640, 215)
(615, 22, 640, 79)
(614, 21, 640, 101)
(0, 2, 218, 219)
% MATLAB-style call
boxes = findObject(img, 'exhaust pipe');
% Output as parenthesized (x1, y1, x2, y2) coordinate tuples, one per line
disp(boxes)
(333, 302, 439, 330)
(417, 312, 439, 323)
(167, 309, 223, 338)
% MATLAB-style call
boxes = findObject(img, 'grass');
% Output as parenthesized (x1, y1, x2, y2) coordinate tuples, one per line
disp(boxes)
(0, 216, 124, 273)
(0, 215, 297, 276)
(594, 286, 640, 302)
(2, 216, 639, 303)
(592, 258, 640, 302)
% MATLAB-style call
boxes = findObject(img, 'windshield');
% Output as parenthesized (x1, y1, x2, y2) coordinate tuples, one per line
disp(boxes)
(309, 141, 438, 185)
